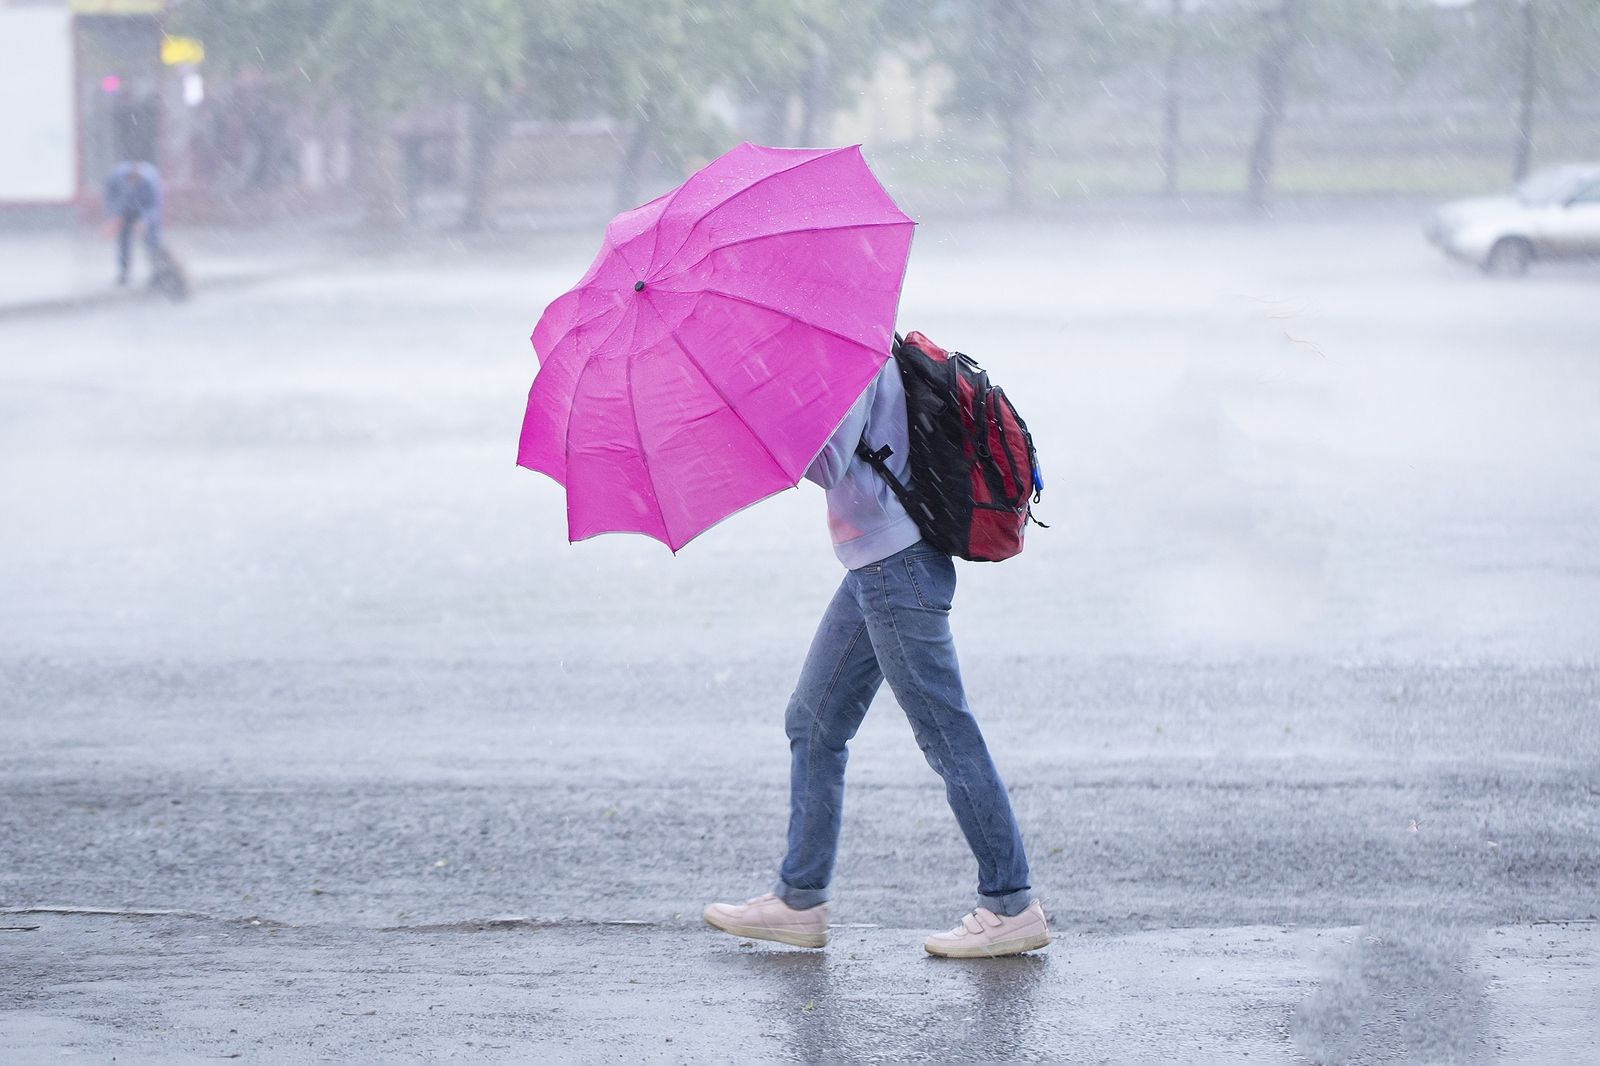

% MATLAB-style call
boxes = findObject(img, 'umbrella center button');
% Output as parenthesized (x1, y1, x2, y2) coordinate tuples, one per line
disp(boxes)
(633, 281, 645, 292)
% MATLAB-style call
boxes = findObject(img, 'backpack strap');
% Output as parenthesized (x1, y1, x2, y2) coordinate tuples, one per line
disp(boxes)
(964, 374, 1014, 507)
(855, 438, 917, 513)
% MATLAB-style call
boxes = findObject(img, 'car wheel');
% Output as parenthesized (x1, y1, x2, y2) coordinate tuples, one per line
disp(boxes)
(1483, 237, 1533, 277)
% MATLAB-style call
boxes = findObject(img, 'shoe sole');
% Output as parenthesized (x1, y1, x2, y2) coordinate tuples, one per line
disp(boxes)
(924, 931, 1050, 959)
(703, 913, 827, 949)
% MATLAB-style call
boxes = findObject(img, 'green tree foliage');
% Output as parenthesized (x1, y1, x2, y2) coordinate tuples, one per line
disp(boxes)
(544, 0, 776, 208)
(1472, 0, 1600, 180)
(736, 0, 917, 147)
(932, 0, 1559, 205)
(176, 0, 530, 119)
(166, 0, 1600, 222)
(175, 1, 921, 222)
(174, 0, 529, 224)
(1152, 0, 1449, 207)
(558, 0, 904, 208)
(932, 0, 1154, 208)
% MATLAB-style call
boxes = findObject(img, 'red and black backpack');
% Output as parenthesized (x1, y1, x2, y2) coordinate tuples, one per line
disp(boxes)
(857, 331, 1045, 562)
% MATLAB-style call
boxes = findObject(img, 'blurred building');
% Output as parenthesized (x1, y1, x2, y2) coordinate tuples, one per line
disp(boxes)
(828, 49, 951, 148)
(0, 0, 204, 217)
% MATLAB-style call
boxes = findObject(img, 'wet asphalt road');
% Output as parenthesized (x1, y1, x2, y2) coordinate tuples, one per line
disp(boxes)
(5, 911, 1592, 1062)
(3, 211, 1598, 1061)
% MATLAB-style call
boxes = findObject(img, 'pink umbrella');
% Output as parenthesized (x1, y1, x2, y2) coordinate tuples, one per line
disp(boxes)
(517, 142, 915, 551)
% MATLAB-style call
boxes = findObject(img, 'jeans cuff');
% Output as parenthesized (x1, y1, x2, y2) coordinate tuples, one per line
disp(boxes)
(979, 887, 1034, 918)
(773, 879, 829, 910)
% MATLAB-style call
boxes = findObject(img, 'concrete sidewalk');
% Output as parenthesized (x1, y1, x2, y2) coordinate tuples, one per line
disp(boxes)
(0, 226, 336, 318)
(1, 910, 1593, 1062)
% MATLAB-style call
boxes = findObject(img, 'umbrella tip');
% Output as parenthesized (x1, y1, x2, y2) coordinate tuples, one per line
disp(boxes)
(634, 280, 645, 292)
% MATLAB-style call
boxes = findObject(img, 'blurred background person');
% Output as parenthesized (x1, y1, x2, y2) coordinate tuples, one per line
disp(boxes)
(104, 160, 163, 286)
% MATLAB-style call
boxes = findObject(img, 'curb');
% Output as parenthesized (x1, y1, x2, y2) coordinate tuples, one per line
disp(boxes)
(0, 261, 331, 322)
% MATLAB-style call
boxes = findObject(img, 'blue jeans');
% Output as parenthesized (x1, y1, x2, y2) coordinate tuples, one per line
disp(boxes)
(116, 211, 162, 279)
(774, 542, 1033, 917)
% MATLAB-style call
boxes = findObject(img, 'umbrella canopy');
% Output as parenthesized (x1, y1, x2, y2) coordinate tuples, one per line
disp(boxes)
(517, 142, 915, 551)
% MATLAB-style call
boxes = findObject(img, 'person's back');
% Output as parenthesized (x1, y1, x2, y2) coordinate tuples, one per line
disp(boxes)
(803, 359, 922, 566)
(105, 161, 162, 217)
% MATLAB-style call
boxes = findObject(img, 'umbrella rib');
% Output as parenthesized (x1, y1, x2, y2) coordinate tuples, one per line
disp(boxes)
(639, 294, 790, 482)
(559, 301, 637, 485)
(694, 287, 889, 362)
(624, 312, 671, 547)
(652, 147, 854, 281)
(538, 280, 631, 369)
(604, 197, 673, 281)
(659, 220, 913, 284)
(642, 168, 697, 279)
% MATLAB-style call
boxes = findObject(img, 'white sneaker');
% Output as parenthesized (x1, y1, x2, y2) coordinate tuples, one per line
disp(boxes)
(703, 892, 829, 948)
(924, 900, 1050, 958)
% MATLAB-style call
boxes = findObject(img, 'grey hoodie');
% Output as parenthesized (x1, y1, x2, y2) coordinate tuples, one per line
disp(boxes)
(803, 359, 924, 569)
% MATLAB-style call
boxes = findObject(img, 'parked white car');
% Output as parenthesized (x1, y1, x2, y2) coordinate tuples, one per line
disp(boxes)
(1425, 164, 1600, 275)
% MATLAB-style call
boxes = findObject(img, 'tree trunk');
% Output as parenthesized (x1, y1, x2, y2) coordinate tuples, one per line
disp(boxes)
(760, 92, 792, 145)
(1511, 0, 1539, 182)
(1245, 0, 1299, 213)
(460, 93, 509, 231)
(348, 89, 403, 229)
(997, 0, 1036, 211)
(1159, 0, 1187, 196)
(614, 110, 654, 213)
(796, 34, 831, 146)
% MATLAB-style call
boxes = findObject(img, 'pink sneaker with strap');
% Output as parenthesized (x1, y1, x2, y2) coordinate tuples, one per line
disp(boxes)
(703, 892, 829, 948)
(924, 900, 1050, 958)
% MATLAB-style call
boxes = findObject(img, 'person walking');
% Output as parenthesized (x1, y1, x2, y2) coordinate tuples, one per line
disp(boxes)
(703, 356, 1050, 958)
(104, 160, 164, 286)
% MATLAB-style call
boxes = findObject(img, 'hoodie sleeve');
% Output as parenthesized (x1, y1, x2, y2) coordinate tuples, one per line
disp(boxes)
(803, 371, 878, 489)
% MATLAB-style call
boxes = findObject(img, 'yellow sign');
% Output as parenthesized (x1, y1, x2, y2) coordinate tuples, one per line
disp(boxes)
(70, 1, 167, 13)
(161, 36, 204, 66)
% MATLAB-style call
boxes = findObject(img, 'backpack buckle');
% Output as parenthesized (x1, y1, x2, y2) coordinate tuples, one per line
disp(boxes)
(858, 442, 894, 465)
